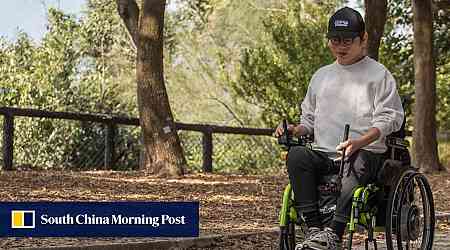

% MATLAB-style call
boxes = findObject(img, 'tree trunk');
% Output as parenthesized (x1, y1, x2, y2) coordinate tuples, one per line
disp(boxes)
(412, 0, 444, 173)
(117, 0, 187, 176)
(364, 0, 387, 61)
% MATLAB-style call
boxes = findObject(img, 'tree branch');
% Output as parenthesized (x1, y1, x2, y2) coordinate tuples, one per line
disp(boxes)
(209, 97, 274, 155)
(116, 0, 140, 47)
(209, 97, 245, 126)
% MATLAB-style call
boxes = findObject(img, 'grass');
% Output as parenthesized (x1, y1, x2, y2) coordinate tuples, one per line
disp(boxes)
(438, 140, 450, 168)
(407, 137, 450, 169)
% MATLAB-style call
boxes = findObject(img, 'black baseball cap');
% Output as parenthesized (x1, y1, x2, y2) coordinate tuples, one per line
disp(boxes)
(327, 7, 365, 39)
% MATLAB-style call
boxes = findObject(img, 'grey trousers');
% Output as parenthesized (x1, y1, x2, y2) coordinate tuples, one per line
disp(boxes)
(287, 146, 386, 224)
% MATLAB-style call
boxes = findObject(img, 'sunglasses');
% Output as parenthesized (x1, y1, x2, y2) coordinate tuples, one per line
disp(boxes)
(329, 37, 358, 46)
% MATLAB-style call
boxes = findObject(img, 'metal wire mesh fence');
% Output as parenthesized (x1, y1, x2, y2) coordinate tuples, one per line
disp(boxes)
(2, 120, 281, 172)
(179, 131, 283, 173)
(0, 108, 282, 173)
(213, 133, 282, 173)
(179, 131, 203, 171)
(61, 122, 142, 170)
(2, 107, 448, 172)
(8, 116, 142, 170)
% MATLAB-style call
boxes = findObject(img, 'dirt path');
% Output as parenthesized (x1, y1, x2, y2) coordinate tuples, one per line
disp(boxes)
(0, 170, 448, 249)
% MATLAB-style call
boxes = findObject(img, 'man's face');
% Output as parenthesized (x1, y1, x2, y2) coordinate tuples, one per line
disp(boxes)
(328, 35, 366, 65)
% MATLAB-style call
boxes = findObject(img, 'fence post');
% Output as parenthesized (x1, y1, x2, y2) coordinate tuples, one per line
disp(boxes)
(202, 129, 213, 173)
(3, 114, 14, 170)
(105, 123, 116, 170)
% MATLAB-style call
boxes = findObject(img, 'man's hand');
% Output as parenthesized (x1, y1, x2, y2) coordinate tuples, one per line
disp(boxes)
(335, 127, 381, 159)
(274, 123, 294, 137)
(274, 123, 306, 137)
(336, 139, 364, 158)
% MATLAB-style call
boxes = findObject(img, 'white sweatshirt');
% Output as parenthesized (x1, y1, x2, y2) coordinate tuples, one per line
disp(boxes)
(300, 56, 404, 155)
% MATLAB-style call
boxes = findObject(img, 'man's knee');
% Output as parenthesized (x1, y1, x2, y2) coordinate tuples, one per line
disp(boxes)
(287, 147, 314, 173)
(346, 150, 383, 185)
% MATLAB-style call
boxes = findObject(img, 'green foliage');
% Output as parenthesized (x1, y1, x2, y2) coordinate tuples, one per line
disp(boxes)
(380, 0, 450, 130)
(166, 0, 298, 172)
(0, 5, 137, 169)
(436, 61, 450, 130)
(175, 0, 214, 31)
(234, 2, 335, 127)
(212, 134, 282, 174)
(179, 132, 204, 172)
(0, 10, 85, 167)
(166, 0, 274, 126)
(1, 0, 285, 173)
(438, 139, 450, 167)
(434, 6, 450, 131)
(179, 131, 282, 174)
(11, 0, 448, 174)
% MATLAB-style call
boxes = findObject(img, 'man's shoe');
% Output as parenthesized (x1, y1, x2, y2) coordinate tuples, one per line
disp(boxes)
(295, 227, 342, 250)
(294, 227, 321, 250)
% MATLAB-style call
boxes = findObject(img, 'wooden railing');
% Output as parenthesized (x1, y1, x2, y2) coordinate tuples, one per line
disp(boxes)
(0, 107, 273, 172)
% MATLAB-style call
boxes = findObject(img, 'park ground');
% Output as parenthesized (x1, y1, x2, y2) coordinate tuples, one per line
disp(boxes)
(0, 169, 449, 249)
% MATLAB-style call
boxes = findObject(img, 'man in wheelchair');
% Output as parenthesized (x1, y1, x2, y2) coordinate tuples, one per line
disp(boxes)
(275, 7, 405, 250)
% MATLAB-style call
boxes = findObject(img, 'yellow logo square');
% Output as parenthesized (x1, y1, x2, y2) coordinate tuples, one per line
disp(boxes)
(11, 210, 35, 229)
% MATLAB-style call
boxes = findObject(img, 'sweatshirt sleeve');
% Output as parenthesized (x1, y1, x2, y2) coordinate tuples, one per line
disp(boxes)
(299, 80, 316, 135)
(372, 70, 404, 138)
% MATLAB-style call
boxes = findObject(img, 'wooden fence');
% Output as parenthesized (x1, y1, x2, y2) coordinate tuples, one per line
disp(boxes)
(0, 107, 273, 172)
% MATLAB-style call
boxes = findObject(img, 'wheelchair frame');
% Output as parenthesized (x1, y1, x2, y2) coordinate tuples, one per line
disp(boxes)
(278, 128, 435, 250)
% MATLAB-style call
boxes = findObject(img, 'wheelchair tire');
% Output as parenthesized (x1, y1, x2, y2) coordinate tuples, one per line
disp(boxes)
(385, 169, 435, 250)
(279, 219, 296, 250)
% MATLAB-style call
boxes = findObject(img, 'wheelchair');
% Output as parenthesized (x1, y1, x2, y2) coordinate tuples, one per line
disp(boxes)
(278, 121, 435, 250)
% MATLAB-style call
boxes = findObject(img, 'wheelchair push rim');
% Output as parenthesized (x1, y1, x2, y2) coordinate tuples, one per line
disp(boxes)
(385, 169, 435, 250)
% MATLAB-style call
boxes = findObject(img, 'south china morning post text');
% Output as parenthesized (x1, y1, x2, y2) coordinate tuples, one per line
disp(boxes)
(0, 202, 199, 237)
(40, 213, 185, 227)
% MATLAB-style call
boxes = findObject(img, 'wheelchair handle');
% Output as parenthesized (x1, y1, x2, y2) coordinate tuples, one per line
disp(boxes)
(277, 119, 291, 147)
(282, 119, 289, 147)
(282, 119, 288, 131)
(338, 124, 350, 187)
(277, 119, 312, 149)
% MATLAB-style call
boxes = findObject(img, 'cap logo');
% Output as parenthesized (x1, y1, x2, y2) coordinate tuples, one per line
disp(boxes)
(334, 20, 349, 27)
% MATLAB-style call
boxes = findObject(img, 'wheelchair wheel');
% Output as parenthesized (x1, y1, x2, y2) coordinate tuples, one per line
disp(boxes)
(385, 169, 435, 250)
(279, 219, 296, 250)
(279, 183, 298, 250)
